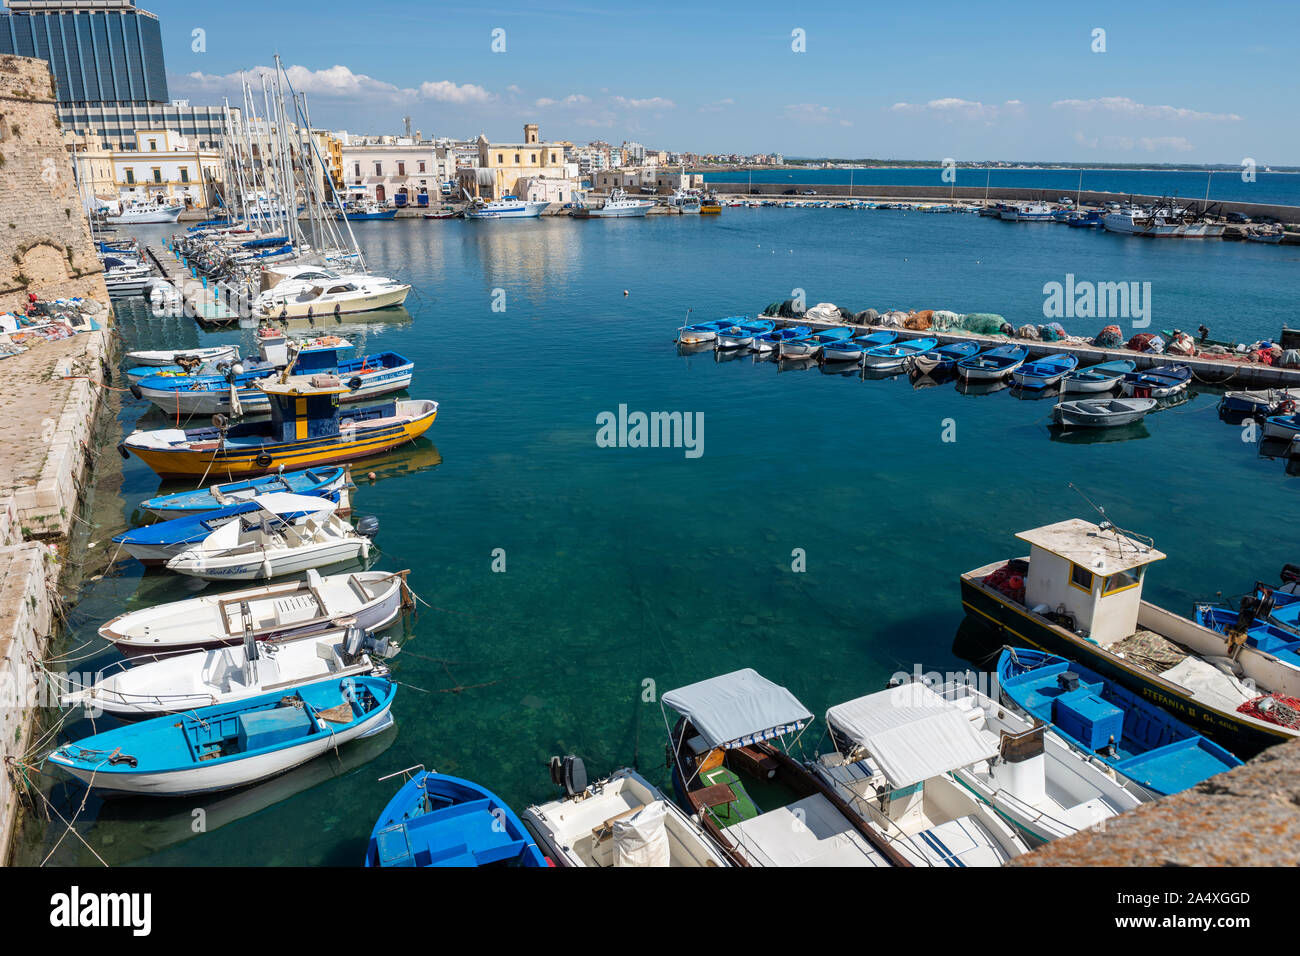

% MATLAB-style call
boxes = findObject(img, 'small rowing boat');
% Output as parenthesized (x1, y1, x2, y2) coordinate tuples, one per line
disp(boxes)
(751, 326, 811, 353)
(1061, 359, 1135, 393)
(1051, 397, 1158, 428)
(821, 330, 898, 364)
(676, 316, 751, 345)
(140, 467, 347, 519)
(860, 336, 937, 370)
(777, 325, 854, 360)
(1012, 353, 1078, 389)
(714, 319, 775, 349)
(957, 343, 1028, 380)
(1120, 364, 1191, 398)
(124, 345, 239, 368)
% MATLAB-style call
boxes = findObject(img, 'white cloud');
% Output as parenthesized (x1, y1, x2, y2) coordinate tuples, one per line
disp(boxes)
(699, 98, 734, 113)
(783, 103, 842, 125)
(1140, 136, 1195, 152)
(890, 98, 1023, 123)
(174, 64, 492, 105)
(611, 95, 675, 110)
(535, 93, 591, 108)
(1052, 96, 1240, 122)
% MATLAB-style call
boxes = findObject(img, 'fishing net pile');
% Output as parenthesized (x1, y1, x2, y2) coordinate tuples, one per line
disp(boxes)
(957, 313, 1013, 335)
(983, 560, 1028, 605)
(1108, 629, 1187, 672)
(1239, 694, 1300, 728)
(1093, 325, 1124, 348)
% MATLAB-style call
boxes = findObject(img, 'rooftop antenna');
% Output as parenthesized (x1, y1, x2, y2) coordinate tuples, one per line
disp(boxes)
(1068, 483, 1154, 553)
(404, 115, 412, 140)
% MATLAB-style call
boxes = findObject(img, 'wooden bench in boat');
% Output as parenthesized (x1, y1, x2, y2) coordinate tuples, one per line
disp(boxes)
(731, 744, 780, 779)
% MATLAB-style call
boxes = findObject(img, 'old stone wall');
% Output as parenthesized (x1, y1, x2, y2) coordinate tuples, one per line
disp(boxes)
(0, 55, 108, 313)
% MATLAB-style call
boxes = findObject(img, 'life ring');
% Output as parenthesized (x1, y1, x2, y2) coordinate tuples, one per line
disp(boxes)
(347, 376, 363, 390)
(254, 453, 273, 468)
(1280, 400, 1296, 414)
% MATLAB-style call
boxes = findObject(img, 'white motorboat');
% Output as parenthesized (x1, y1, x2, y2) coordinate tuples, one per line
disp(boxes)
(99, 568, 406, 654)
(934, 680, 1147, 845)
(62, 623, 396, 719)
(579, 188, 654, 218)
(125, 345, 240, 368)
(523, 760, 731, 867)
(107, 197, 184, 224)
(666, 189, 701, 214)
(1052, 397, 1158, 428)
(165, 498, 375, 581)
(254, 271, 410, 319)
(999, 202, 1054, 221)
(464, 196, 549, 219)
(812, 684, 1031, 866)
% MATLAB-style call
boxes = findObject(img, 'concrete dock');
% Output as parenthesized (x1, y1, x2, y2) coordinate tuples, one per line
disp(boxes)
(146, 243, 244, 324)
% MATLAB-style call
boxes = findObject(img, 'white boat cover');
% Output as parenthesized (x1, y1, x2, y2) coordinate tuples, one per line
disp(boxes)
(826, 684, 998, 788)
(662, 669, 812, 750)
(612, 801, 670, 867)
(1159, 657, 1253, 714)
(253, 492, 337, 517)
(725, 794, 890, 867)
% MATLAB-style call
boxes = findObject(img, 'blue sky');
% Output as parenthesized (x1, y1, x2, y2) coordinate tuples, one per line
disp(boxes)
(155, 0, 1297, 163)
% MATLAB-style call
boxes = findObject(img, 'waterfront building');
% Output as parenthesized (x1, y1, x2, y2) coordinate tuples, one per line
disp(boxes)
(456, 123, 570, 201)
(342, 137, 437, 205)
(67, 127, 222, 210)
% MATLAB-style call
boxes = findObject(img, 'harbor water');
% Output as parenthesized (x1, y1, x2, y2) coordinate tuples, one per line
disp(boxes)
(16, 209, 1299, 865)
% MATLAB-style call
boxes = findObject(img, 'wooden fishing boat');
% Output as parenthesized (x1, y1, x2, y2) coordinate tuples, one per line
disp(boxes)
(934, 680, 1147, 846)
(714, 319, 775, 349)
(777, 325, 854, 359)
(1012, 353, 1079, 389)
(1051, 397, 1157, 429)
(998, 648, 1241, 797)
(47, 676, 396, 796)
(62, 623, 395, 719)
(366, 769, 548, 867)
(523, 759, 730, 867)
(165, 498, 374, 581)
(125, 345, 239, 368)
(1262, 413, 1300, 442)
(1120, 364, 1191, 398)
(113, 492, 342, 566)
(120, 375, 438, 479)
(923, 340, 982, 369)
(751, 326, 811, 353)
(99, 568, 407, 654)
(1218, 388, 1299, 418)
(1061, 359, 1135, 393)
(140, 466, 348, 519)
(957, 343, 1028, 380)
(676, 316, 751, 345)
(960, 518, 1300, 756)
(812, 683, 1031, 865)
(821, 330, 897, 364)
(662, 668, 911, 867)
(860, 336, 937, 370)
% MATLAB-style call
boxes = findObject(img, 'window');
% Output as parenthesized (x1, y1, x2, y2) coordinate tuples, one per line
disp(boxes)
(148, 139, 156, 150)
(374, 162, 382, 175)
(1103, 567, 1143, 595)
(530, 153, 536, 164)
(179, 168, 189, 183)
(418, 161, 425, 173)
(354, 163, 361, 177)
(397, 161, 405, 175)
(125, 169, 135, 184)
(152, 167, 162, 183)
(1069, 563, 1095, 593)
(497, 153, 503, 164)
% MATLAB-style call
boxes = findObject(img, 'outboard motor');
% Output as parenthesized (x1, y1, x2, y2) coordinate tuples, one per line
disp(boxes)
(355, 515, 380, 538)
(548, 755, 587, 797)
(342, 623, 366, 664)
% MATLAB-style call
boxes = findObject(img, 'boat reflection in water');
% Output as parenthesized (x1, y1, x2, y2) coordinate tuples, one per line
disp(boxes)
(909, 368, 957, 391)
(714, 346, 750, 364)
(1008, 384, 1061, 402)
(675, 340, 715, 358)
(353, 439, 442, 484)
(956, 378, 1009, 397)
(243, 303, 415, 334)
(1048, 421, 1150, 444)
(43, 721, 396, 865)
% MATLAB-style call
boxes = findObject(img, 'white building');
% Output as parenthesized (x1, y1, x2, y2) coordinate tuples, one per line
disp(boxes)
(341, 139, 438, 205)
(101, 129, 223, 209)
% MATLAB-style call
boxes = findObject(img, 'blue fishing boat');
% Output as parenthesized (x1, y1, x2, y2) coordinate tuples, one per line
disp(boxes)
(365, 770, 549, 867)
(1067, 212, 1104, 228)
(112, 491, 342, 566)
(47, 675, 396, 796)
(820, 330, 897, 363)
(860, 335, 938, 370)
(924, 340, 982, 369)
(1121, 364, 1191, 399)
(677, 315, 753, 345)
(778, 325, 854, 359)
(1194, 603, 1300, 667)
(1062, 359, 1135, 393)
(958, 343, 1029, 381)
(140, 466, 348, 519)
(1011, 352, 1079, 389)
(751, 325, 812, 353)
(997, 648, 1241, 797)
(714, 319, 775, 349)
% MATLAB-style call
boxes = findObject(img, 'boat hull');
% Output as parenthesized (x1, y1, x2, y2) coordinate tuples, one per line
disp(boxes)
(167, 537, 369, 581)
(139, 364, 414, 416)
(255, 284, 410, 319)
(959, 573, 1293, 756)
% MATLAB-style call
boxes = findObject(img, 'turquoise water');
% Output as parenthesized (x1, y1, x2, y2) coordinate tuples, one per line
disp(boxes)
(702, 167, 1300, 206)
(17, 210, 1300, 865)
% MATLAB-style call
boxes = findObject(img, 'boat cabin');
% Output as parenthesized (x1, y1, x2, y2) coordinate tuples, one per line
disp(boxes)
(261, 376, 351, 442)
(1016, 519, 1166, 645)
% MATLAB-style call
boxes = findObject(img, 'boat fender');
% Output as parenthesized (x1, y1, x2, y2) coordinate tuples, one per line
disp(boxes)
(334, 303, 341, 315)
(347, 376, 363, 391)
(129, 383, 143, 400)
(254, 453, 273, 468)
(108, 752, 138, 768)
(360, 538, 370, 561)
(116, 442, 130, 460)
(211, 413, 227, 430)
(260, 555, 274, 579)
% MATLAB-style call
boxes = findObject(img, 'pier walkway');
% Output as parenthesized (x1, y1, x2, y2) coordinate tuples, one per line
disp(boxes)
(145, 244, 243, 325)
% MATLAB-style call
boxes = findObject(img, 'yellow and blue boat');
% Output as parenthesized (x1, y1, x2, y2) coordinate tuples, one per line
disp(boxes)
(121, 375, 437, 479)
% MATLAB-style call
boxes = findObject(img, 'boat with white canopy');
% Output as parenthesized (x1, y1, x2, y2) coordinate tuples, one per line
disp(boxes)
(812, 683, 1030, 865)
(662, 668, 910, 867)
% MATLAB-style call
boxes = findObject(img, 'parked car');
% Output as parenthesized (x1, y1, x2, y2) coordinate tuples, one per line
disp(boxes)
(1224, 211, 1251, 224)
(801, 190, 817, 195)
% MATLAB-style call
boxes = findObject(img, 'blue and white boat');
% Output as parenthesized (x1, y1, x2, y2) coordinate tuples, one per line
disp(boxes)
(677, 315, 752, 346)
(112, 491, 343, 566)
(999, 202, 1055, 222)
(1120, 364, 1191, 399)
(821, 330, 898, 363)
(1262, 412, 1300, 442)
(465, 195, 549, 220)
(134, 345, 414, 417)
(860, 336, 938, 370)
(366, 770, 549, 867)
(923, 340, 982, 369)
(751, 326, 812, 353)
(1067, 212, 1105, 229)
(957, 343, 1029, 380)
(47, 675, 396, 796)
(715, 319, 775, 349)
(1011, 353, 1079, 389)
(777, 325, 854, 359)
(1194, 604, 1300, 669)
(140, 467, 348, 519)
(1062, 359, 1135, 393)
(997, 648, 1241, 798)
